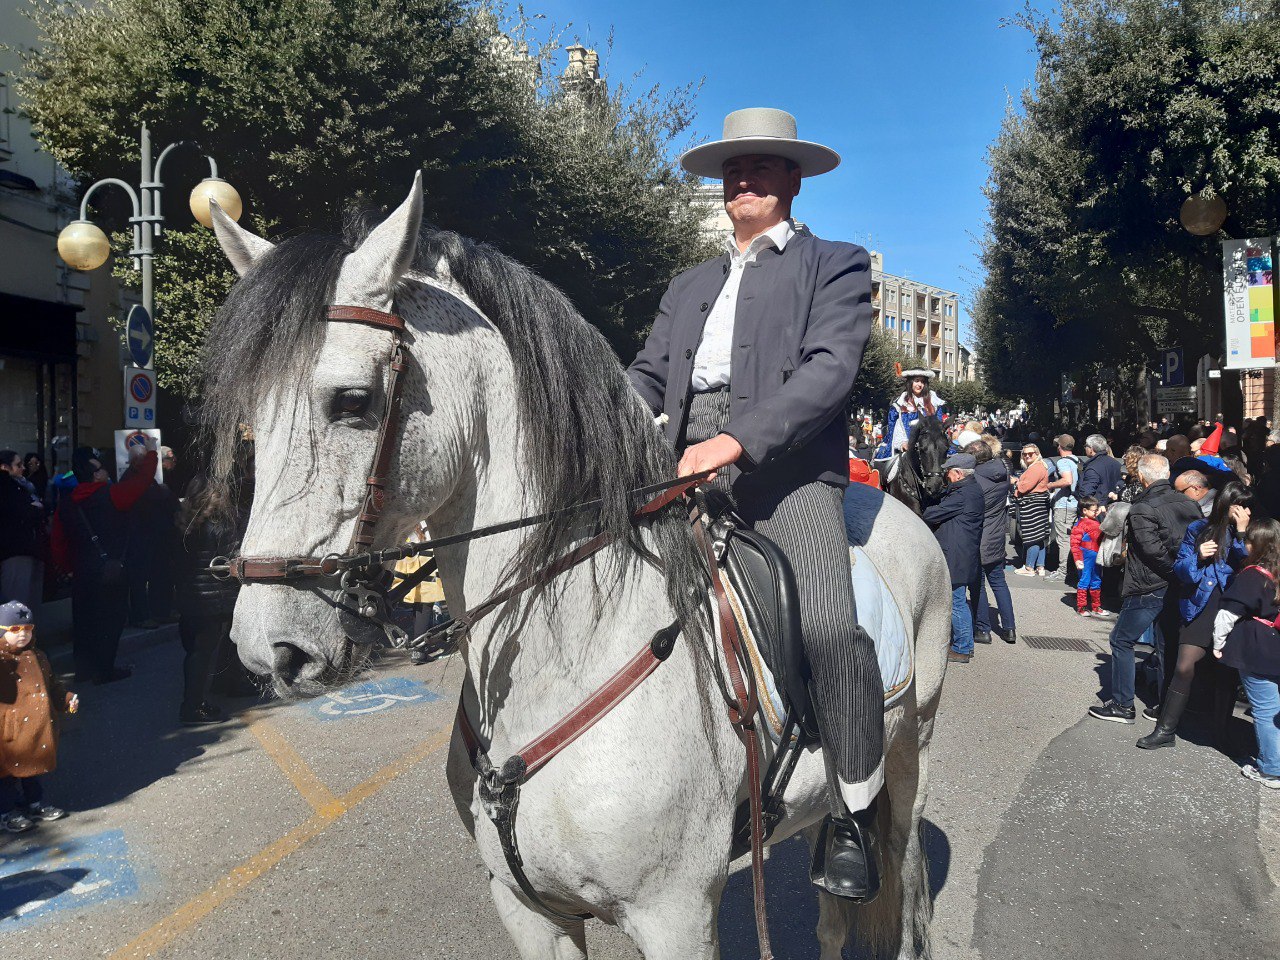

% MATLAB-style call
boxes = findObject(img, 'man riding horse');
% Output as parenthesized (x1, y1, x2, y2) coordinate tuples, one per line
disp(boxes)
(875, 367, 948, 460)
(627, 107, 884, 901)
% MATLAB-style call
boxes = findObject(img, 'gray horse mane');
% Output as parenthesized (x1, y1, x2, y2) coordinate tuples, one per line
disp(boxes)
(201, 215, 710, 645)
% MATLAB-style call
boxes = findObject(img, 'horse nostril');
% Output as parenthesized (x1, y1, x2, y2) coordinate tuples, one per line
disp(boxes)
(272, 642, 309, 684)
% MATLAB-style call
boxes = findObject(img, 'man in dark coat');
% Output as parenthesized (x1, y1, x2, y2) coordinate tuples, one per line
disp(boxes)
(923, 453, 985, 664)
(627, 107, 881, 900)
(1089, 454, 1201, 723)
(1079, 433, 1124, 502)
(967, 440, 1016, 645)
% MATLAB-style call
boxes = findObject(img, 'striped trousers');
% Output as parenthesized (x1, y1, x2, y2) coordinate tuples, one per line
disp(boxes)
(686, 390, 885, 806)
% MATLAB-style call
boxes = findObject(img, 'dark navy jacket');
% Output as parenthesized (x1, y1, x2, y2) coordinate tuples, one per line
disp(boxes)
(627, 233, 873, 493)
(973, 457, 1010, 566)
(1079, 453, 1124, 502)
(923, 474, 985, 586)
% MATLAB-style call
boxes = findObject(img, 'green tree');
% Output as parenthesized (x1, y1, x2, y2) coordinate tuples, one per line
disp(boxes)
(19, 0, 712, 393)
(975, 0, 1280, 409)
(947, 379, 991, 416)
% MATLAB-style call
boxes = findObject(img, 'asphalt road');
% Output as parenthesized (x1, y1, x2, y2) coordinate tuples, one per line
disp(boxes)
(3, 572, 1278, 959)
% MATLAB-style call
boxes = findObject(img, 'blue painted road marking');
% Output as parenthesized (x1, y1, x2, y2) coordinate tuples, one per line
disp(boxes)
(302, 676, 440, 722)
(0, 829, 138, 929)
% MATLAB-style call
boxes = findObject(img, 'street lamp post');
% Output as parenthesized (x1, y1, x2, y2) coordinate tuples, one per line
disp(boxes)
(57, 122, 242, 322)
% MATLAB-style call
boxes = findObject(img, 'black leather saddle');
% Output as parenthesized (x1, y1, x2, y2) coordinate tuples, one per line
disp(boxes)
(703, 497, 819, 742)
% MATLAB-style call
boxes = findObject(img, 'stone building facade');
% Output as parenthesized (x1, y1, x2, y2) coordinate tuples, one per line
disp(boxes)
(0, 6, 131, 469)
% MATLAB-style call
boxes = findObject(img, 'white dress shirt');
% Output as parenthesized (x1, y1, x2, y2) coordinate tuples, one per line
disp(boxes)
(690, 219, 796, 391)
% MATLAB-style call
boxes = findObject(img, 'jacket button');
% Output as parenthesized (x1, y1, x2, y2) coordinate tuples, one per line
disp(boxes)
(700, 302, 709, 312)
(684, 348, 693, 359)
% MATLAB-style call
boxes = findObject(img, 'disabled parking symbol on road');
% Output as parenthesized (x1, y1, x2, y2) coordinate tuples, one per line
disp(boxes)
(0, 829, 139, 930)
(302, 676, 441, 722)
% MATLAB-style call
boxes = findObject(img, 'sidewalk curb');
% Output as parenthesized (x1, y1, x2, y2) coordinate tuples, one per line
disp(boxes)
(48, 622, 181, 674)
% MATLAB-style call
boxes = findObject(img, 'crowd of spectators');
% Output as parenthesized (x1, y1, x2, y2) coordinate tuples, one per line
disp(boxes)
(0, 440, 246, 717)
(877, 412, 1280, 793)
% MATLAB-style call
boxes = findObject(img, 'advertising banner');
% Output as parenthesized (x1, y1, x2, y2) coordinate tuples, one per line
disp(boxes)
(1223, 238, 1276, 369)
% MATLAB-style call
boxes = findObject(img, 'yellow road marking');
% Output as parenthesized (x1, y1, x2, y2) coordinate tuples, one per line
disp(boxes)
(108, 725, 454, 960)
(248, 718, 343, 816)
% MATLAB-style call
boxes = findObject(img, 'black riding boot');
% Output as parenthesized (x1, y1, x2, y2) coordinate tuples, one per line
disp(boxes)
(1136, 687, 1190, 750)
(810, 798, 881, 902)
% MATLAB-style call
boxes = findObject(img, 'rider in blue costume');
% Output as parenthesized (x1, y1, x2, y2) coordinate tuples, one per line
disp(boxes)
(875, 368, 947, 459)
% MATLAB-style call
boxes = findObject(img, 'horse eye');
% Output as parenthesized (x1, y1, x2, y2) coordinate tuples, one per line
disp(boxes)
(331, 388, 372, 421)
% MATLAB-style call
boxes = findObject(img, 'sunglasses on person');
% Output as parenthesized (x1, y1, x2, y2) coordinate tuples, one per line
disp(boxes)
(1021, 451, 1037, 458)
(1, 624, 33, 634)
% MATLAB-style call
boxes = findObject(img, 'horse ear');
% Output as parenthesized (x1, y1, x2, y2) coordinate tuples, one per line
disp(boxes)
(335, 170, 423, 311)
(211, 201, 275, 277)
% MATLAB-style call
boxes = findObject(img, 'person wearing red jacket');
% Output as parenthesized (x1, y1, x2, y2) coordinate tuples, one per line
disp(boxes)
(1071, 497, 1104, 616)
(51, 444, 157, 683)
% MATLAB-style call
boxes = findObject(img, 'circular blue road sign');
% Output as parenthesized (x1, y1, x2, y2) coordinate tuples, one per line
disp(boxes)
(126, 305, 153, 368)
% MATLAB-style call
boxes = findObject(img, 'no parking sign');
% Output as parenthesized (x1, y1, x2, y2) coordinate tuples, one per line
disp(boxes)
(113, 429, 162, 481)
(122, 367, 156, 427)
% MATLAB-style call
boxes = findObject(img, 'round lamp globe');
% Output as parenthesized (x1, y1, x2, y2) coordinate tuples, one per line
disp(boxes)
(190, 178, 243, 228)
(57, 220, 111, 271)
(1180, 194, 1227, 236)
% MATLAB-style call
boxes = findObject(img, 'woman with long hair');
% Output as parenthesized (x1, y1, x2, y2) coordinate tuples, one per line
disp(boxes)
(1012, 444, 1052, 576)
(1213, 518, 1280, 789)
(875, 369, 947, 458)
(1118, 445, 1146, 504)
(1139, 482, 1253, 749)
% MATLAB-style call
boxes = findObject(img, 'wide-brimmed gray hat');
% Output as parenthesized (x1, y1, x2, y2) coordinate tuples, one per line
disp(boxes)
(680, 108, 840, 180)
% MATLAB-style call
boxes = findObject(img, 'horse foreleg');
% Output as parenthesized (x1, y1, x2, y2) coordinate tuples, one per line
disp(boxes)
(620, 888, 722, 960)
(489, 878, 588, 960)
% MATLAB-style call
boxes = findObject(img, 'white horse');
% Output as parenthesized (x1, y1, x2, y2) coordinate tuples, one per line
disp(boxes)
(206, 177, 951, 959)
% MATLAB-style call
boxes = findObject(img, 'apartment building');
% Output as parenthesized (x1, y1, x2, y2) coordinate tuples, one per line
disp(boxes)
(869, 251, 962, 384)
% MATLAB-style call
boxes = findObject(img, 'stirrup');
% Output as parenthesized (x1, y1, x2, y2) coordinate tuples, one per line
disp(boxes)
(809, 811, 881, 903)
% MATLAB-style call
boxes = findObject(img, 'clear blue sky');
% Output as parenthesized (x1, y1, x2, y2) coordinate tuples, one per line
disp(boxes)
(525, 0, 1044, 345)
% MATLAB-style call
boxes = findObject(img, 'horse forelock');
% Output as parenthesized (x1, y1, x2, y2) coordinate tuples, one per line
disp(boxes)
(200, 233, 351, 502)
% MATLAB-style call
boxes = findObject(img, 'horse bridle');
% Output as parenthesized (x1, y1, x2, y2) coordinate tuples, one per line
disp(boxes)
(210, 300, 710, 649)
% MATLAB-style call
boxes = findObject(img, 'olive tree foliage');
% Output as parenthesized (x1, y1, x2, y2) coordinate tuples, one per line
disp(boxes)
(18, 0, 712, 393)
(974, 0, 1280, 407)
